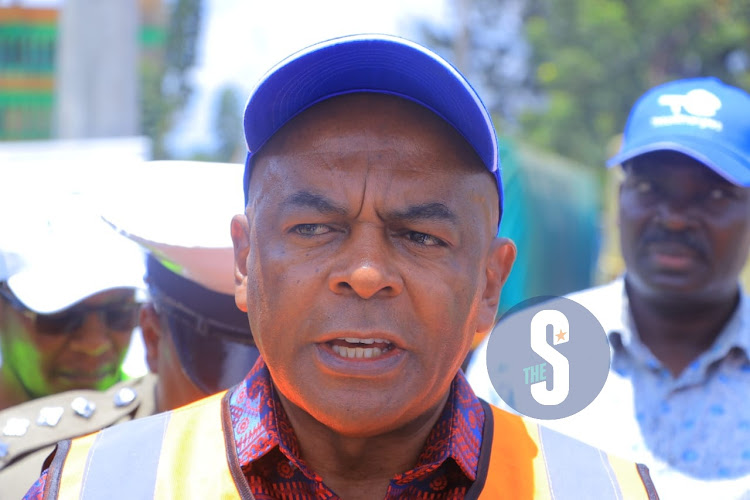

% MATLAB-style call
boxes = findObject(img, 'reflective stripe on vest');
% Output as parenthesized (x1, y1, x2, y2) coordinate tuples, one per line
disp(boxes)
(52, 394, 656, 499)
(55, 391, 242, 500)
(476, 404, 658, 499)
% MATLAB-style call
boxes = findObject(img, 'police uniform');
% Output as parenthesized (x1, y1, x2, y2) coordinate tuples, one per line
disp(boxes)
(8, 160, 258, 500)
(0, 374, 156, 500)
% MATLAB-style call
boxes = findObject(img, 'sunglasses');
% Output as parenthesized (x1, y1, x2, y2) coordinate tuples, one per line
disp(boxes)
(0, 286, 140, 335)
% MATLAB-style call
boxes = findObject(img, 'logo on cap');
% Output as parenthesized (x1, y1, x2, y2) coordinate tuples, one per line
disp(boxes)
(651, 88, 723, 131)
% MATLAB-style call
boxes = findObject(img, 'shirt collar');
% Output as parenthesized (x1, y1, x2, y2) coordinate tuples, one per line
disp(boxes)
(576, 276, 750, 362)
(228, 357, 485, 483)
(567, 277, 631, 348)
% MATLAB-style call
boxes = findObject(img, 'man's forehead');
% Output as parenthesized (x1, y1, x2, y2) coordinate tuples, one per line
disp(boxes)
(626, 152, 739, 185)
(253, 94, 488, 178)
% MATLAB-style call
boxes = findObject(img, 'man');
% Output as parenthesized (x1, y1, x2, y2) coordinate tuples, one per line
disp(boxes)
(2, 161, 259, 499)
(468, 77, 750, 498)
(26, 35, 657, 499)
(103, 160, 260, 413)
(0, 191, 147, 410)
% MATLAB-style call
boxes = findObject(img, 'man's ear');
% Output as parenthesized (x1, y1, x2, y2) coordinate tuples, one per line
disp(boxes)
(477, 237, 516, 335)
(139, 304, 162, 374)
(231, 214, 250, 313)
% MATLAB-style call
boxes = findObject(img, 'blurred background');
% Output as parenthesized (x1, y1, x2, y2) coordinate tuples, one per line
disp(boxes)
(1, 0, 750, 318)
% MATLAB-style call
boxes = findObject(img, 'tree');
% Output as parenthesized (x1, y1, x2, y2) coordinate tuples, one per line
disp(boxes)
(415, 0, 540, 131)
(521, 0, 750, 166)
(211, 85, 244, 163)
(415, 0, 750, 167)
(140, 0, 203, 159)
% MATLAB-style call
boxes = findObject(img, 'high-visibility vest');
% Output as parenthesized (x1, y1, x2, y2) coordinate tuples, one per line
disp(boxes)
(44, 392, 658, 499)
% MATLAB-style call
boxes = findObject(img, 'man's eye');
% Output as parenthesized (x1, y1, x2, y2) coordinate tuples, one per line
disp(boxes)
(292, 224, 330, 236)
(407, 231, 444, 247)
(635, 180, 653, 194)
(708, 188, 729, 201)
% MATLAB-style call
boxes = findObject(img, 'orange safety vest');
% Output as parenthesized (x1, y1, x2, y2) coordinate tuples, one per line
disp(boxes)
(44, 391, 658, 499)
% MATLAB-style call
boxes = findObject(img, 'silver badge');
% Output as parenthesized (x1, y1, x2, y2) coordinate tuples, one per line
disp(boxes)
(2, 418, 30, 437)
(37, 407, 64, 427)
(71, 397, 96, 419)
(113, 387, 136, 407)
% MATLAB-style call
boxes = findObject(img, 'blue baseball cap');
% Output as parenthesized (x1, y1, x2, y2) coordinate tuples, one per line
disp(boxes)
(242, 34, 502, 218)
(607, 77, 750, 186)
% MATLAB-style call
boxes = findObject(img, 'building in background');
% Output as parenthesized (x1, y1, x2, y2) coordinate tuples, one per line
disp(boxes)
(0, 1, 166, 142)
(0, 6, 56, 140)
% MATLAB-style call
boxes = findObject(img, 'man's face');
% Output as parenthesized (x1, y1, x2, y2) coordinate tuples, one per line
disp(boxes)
(140, 303, 208, 412)
(232, 94, 514, 436)
(0, 289, 137, 397)
(619, 151, 750, 302)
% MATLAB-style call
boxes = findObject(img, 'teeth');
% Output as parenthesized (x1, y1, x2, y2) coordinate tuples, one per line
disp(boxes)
(332, 344, 384, 359)
(340, 337, 389, 345)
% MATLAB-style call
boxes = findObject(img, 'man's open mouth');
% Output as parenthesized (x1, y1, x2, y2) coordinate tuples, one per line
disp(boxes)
(328, 338, 394, 359)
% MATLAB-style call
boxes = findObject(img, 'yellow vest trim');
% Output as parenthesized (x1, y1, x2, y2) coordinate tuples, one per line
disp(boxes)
(52, 393, 656, 499)
(153, 391, 238, 499)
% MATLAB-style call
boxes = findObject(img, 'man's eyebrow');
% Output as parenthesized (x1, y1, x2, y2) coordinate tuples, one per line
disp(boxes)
(281, 191, 347, 215)
(388, 203, 456, 223)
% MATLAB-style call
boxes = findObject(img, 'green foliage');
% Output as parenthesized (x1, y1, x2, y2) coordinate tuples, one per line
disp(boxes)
(522, 0, 750, 166)
(212, 86, 245, 163)
(140, 0, 203, 159)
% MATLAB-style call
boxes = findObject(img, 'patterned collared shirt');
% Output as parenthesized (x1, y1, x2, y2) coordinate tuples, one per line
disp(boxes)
(229, 359, 485, 499)
(466, 277, 750, 499)
(24, 359, 486, 499)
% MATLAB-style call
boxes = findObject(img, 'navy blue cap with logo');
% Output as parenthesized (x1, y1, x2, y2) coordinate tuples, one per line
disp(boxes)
(608, 77, 750, 186)
(241, 34, 504, 223)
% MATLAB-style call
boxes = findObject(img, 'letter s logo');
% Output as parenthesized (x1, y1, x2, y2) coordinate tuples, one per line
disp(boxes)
(530, 309, 570, 406)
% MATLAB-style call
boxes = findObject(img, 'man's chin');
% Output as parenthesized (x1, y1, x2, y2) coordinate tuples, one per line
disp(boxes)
(628, 269, 709, 302)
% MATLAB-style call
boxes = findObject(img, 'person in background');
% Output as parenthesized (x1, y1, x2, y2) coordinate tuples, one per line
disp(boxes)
(1, 161, 258, 499)
(26, 35, 657, 500)
(0, 191, 147, 411)
(467, 77, 750, 499)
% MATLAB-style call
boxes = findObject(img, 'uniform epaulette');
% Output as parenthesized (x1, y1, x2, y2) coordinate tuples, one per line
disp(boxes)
(0, 373, 156, 469)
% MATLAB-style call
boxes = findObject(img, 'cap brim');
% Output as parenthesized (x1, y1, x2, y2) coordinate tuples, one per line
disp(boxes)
(115, 236, 236, 296)
(8, 249, 145, 314)
(100, 161, 245, 295)
(606, 136, 750, 187)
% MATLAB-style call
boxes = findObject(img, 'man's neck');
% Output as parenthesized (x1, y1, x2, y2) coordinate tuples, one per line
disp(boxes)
(625, 281, 740, 376)
(276, 390, 450, 500)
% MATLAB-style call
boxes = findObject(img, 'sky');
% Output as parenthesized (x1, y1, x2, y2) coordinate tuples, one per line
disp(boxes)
(168, 0, 451, 155)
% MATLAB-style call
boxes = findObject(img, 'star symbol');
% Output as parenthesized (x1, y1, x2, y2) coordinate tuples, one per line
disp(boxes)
(555, 329, 567, 342)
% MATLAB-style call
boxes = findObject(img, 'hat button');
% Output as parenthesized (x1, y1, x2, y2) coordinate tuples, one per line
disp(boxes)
(2, 417, 30, 437)
(71, 397, 97, 419)
(37, 407, 64, 427)
(113, 387, 137, 407)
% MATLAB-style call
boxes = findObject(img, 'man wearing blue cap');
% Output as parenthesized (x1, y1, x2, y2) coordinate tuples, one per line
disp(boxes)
(468, 77, 750, 498)
(26, 35, 656, 499)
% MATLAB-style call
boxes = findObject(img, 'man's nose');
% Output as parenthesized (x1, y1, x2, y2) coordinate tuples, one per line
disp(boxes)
(68, 312, 116, 356)
(328, 227, 404, 299)
(654, 200, 697, 232)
